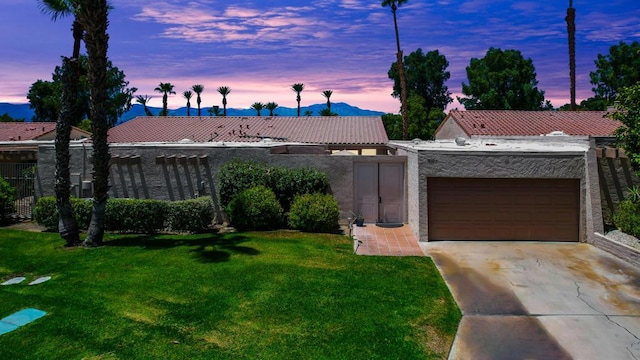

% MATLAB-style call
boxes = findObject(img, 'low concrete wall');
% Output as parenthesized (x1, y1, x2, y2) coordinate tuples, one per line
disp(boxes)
(37, 143, 406, 224)
(593, 232, 640, 268)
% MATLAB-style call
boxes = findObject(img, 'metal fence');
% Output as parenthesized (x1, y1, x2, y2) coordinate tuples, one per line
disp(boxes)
(0, 163, 37, 220)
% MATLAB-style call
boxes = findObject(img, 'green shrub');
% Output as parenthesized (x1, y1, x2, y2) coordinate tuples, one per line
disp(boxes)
(71, 198, 92, 229)
(105, 198, 168, 233)
(227, 186, 283, 231)
(288, 193, 340, 233)
(613, 199, 640, 238)
(270, 167, 329, 211)
(33, 197, 92, 231)
(218, 160, 269, 207)
(0, 176, 16, 218)
(167, 197, 214, 232)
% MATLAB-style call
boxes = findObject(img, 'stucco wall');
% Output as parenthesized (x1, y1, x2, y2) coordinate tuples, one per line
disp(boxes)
(37, 143, 406, 224)
(434, 117, 467, 140)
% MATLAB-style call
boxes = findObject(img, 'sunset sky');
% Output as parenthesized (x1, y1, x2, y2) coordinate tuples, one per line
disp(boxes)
(0, 0, 638, 113)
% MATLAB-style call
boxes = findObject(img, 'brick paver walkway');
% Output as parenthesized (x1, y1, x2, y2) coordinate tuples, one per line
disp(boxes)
(352, 224, 424, 256)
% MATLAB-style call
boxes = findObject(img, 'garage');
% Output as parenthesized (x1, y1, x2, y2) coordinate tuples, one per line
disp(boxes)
(427, 178, 580, 242)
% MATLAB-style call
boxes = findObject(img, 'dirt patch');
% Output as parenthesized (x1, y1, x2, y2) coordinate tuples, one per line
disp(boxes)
(1, 221, 46, 232)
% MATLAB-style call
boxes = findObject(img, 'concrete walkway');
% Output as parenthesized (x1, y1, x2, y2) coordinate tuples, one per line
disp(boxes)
(422, 241, 640, 360)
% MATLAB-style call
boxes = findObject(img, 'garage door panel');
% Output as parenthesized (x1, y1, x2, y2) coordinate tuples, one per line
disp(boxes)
(428, 178, 579, 242)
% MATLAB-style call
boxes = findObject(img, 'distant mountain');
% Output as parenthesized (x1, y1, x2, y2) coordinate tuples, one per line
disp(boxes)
(0, 102, 386, 124)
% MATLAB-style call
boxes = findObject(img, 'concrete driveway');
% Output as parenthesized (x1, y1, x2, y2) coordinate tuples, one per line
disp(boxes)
(421, 241, 640, 360)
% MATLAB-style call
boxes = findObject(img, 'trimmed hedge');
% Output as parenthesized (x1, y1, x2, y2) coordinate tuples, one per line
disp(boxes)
(227, 186, 283, 231)
(33, 196, 213, 233)
(288, 193, 340, 233)
(0, 176, 16, 218)
(218, 160, 329, 211)
(613, 199, 640, 238)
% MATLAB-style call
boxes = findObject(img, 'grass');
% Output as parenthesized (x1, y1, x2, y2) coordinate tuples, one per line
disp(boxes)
(0, 228, 460, 359)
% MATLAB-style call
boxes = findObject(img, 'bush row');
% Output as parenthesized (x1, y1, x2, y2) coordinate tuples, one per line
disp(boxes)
(33, 196, 213, 233)
(613, 198, 640, 238)
(0, 176, 16, 218)
(218, 160, 329, 211)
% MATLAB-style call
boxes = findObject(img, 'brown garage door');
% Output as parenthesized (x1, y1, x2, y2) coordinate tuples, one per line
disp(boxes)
(428, 178, 579, 241)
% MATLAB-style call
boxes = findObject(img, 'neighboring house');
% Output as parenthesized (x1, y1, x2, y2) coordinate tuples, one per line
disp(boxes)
(0, 122, 91, 142)
(434, 110, 620, 139)
(108, 116, 389, 155)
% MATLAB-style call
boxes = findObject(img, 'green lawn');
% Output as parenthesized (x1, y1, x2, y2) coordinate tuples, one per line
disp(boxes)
(0, 229, 460, 359)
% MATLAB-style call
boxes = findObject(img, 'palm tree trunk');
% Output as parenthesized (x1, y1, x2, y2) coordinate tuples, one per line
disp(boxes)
(223, 98, 227, 116)
(80, 0, 110, 247)
(566, 1, 576, 110)
(297, 95, 301, 116)
(56, 57, 81, 247)
(391, 5, 409, 139)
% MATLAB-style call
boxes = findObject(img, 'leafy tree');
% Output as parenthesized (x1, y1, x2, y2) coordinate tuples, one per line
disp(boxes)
(388, 48, 452, 115)
(208, 105, 222, 116)
(80, 0, 110, 246)
(610, 84, 640, 170)
(251, 102, 265, 116)
(382, 0, 409, 139)
(217, 86, 231, 116)
(590, 41, 640, 104)
(322, 90, 333, 112)
(191, 84, 204, 116)
(291, 83, 305, 116)
(0, 113, 24, 122)
(136, 95, 154, 116)
(154, 82, 175, 116)
(76, 118, 92, 132)
(566, 0, 577, 110)
(27, 56, 136, 126)
(266, 102, 279, 116)
(182, 90, 193, 116)
(458, 47, 547, 110)
(382, 94, 443, 140)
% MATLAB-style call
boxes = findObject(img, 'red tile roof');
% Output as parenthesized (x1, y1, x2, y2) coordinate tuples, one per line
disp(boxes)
(0, 122, 57, 141)
(443, 110, 620, 137)
(108, 116, 389, 145)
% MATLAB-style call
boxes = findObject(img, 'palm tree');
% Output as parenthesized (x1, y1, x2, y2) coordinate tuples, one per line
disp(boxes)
(382, 0, 409, 139)
(322, 90, 333, 112)
(566, 0, 576, 110)
(79, 0, 110, 246)
(154, 82, 175, 116)
(183, 90, 193, 116)
(191, 84, 204, 116)
(291, 83, 305, 116)
(266, 102, 279, 116)
(251, 102, 265, 116)
(208, 105, 222, 116)
(136, 95, 153, 116)
(217, 86, 231, 116)
(38, 0, 83, 246)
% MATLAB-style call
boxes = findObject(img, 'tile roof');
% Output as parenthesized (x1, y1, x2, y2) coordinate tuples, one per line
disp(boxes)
(108, 116, 389, 145)
(0, 122, 57, 141)
(443, 110, 620, 137)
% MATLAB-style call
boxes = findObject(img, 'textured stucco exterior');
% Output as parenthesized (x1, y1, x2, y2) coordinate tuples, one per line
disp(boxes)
(37, 143, 406, 224)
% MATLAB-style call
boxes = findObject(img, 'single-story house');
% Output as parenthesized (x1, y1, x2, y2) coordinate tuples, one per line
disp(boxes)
(434, 110, 620, 139)
(108, 116, 389, 155)
(0, 122, 91, 163)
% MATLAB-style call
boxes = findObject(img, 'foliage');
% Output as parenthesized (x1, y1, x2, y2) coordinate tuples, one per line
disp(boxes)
(33, 196, 214, 233)
(76, 118, 92, 132)
(251, 102, 265, 116)
(265, 102, 279, 116)
(458, 47, 548, 110)
(288, 193, 340, 233)
(292, 83, 305, 116)
(319, 108, 338, 116)
(0, 112, 25, 122)
(227, 186, 283, 231)
(0, 229, 460, 359)
(217, 86, 231, 116)
(191, 84, 204, 116)
(613, 198, 640, 238)
(382, 113, 403, 139)
(26, 56, 137, 126)
(217, 160, 330, 211)
(155, 82, 176, 116)
(388, 48, 452, 113)
(382, 94, 444, 140)
(611, 84, 640, 170)
(167, 197, 214, 232)
(590, 41, 640, 103)
(0, 176, 16, 218)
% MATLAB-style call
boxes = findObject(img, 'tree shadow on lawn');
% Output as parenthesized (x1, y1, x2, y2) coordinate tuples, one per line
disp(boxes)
(104, 232, 260, 263)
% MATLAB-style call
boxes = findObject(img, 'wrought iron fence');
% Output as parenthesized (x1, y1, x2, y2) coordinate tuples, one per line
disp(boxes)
(0, 163, 37, 220)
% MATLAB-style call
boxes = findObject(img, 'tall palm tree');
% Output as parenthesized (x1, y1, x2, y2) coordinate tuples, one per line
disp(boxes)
(38, 0, 83, 246)
(266, 102, 279, 116)
(136, 95, 153, 116)
(251, 102, 265, 116)
(291, 83, 305, 116)
(183, 90, 193, 116)
(382, 0, 409, 139)
(217, 86, 231, 116)
(191, 84, 204, 116)
(566, 0, 576, 110)
(154, 82, 175, 116)
(322, 90, 333, 112)
(79, 0, 110, 246)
